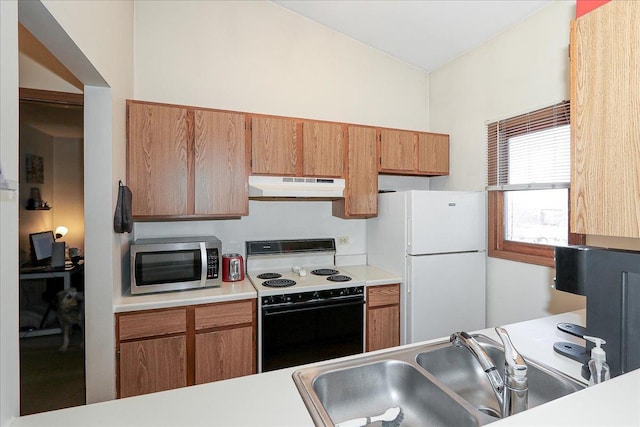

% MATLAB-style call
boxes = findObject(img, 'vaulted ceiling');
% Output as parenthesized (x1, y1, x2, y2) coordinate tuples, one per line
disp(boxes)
(273, 0, 553, 72)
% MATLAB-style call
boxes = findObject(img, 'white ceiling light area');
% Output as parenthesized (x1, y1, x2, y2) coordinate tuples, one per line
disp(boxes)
(272, 0, 553, 72)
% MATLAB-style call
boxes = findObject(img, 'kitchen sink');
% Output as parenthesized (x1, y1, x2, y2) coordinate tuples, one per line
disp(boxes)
(415, 335, 585, 419)
(292, 334, 585, 426)
(311, 360, 480, 427)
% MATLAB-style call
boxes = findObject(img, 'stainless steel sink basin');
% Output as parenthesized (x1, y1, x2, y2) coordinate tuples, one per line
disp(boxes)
(293, 334, 585, 426)
(311, 360, 480, 427)
(415, 335, 585, 419)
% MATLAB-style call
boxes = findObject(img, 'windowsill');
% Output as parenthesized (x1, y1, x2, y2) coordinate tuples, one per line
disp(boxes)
(488, 247, 555, 268)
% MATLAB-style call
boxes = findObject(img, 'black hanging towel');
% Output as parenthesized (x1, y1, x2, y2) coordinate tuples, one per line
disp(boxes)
(114, 180, 133, 233)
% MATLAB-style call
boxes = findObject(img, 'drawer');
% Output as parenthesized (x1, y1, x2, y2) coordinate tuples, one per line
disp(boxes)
(195, 299, 255, 330)
(118, 308, 187, 341)
(367, 284, 400, 308)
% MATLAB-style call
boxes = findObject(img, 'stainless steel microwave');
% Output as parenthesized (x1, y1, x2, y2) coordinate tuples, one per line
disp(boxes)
(130, 236, 221, 295)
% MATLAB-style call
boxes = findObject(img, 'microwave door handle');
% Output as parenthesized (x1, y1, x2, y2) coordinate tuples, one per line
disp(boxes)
(199, 242, 207, 286)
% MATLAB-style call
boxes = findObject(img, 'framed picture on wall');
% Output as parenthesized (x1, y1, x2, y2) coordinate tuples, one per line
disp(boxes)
(25, 153, 44, 184)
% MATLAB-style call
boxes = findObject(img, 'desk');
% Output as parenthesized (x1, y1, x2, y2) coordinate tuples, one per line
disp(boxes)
(20, 262, 84, 290)
(19, 262, 84, 337)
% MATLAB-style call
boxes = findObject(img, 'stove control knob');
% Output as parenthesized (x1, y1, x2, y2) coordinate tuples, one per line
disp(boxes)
(312, 292, 320, 300)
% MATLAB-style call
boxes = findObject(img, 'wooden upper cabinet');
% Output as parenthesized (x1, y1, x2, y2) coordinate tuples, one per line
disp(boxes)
(570, 1, 640, 237)
(333, 126, 378, 218)
(127, 100, 249, 219)
(251, 116, 298, 175)
(127, 102, 191, 217)
(302, 121, 345, 178)
(417, 133, 449, 175)
(194, 110, 248, 216)
(379, 129, 416, 172)
(379, 128, 450, 176)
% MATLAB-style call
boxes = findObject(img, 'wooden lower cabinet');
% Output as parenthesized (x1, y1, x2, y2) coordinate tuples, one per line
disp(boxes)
(119, 336, 187, 398)
(366, 284, 401, 352)
(195, 326, 254, 384)
(116, 299, 256, 398)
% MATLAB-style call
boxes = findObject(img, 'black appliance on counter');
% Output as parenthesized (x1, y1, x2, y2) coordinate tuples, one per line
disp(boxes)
(554, 245, 640, 379)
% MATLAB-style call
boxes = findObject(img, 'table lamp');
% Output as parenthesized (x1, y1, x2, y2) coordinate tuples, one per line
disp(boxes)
(55, 225, 68, 240)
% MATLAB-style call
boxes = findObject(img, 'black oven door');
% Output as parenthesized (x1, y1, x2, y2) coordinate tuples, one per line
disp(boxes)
(261, 296, 364, 372)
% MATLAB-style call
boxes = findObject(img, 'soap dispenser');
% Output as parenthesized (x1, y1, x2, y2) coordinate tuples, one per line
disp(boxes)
(583, 335, 610, 385)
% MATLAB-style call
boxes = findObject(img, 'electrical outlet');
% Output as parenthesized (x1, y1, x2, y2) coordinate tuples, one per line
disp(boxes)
(337, 236, 349, 245)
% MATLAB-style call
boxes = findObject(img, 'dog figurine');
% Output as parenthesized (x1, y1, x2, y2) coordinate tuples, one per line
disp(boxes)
(56, 288, 84, 351)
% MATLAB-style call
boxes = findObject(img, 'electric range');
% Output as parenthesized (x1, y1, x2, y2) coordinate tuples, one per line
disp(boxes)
(246, 238, 366, 372)
(246, 238, 365, 296)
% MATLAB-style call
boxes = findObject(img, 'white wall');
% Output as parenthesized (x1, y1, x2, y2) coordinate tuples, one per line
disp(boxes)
(1, 1, 21, 424)
(132, 0, 432, 263)
(36, 0, 134, 404)
(134, 1, 430, 130)
(53, 137, 84, 251)
(15, 0, 134, 407)
(428, 0, 585, 326)
(18, 124, 54, 263)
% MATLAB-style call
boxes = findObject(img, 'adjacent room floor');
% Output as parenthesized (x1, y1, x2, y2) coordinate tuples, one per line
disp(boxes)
(20, 331, 85, 416)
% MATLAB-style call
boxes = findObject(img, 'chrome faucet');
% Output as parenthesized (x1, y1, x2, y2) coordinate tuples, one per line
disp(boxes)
(450, 327, 528, 418)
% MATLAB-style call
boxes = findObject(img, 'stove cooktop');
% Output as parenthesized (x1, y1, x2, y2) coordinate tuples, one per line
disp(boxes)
(248, 266, 362, 295)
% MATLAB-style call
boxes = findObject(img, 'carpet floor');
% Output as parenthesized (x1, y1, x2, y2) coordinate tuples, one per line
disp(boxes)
(20, 331, 86, 416)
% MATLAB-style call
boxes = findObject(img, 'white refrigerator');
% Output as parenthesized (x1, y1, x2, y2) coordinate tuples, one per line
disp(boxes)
(367, 190, 486, 344)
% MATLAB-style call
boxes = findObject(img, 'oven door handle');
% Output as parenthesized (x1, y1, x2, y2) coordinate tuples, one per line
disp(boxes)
(262, 299, 364, 316)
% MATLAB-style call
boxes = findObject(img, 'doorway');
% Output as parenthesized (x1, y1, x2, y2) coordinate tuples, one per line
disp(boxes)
(13, 0, 119, 413)
(18, 20, 86, 415)
(18, 94, 85, 415)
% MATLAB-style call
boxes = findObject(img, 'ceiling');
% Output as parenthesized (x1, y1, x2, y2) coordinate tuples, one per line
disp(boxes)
(19, 23, 84, 139)
(272, 0, 553, 72)
(20, 101, 84, 139)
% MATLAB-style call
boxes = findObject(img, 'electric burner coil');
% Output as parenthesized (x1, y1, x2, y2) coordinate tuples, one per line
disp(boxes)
(263, 278, 296, 288)
(326, 275, 352, 282)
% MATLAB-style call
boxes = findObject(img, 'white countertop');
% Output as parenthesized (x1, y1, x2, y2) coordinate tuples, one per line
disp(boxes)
(114, 280, 257, 313)
(114, 265, 400, 312)
(13, 309, 640, 426)
(340, 265, 402, 286)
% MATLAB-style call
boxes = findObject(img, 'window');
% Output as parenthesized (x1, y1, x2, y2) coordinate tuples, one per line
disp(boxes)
(487, 101, 584, 267)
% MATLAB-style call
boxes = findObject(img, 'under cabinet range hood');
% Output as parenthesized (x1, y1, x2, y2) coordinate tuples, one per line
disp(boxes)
(248, 175, 345, 199)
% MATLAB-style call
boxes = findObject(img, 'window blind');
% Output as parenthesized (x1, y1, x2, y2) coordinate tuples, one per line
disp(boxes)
(487, 101, 570, 191)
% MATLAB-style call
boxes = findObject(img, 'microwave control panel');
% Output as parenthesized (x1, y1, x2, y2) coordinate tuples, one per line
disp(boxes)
(206, 248, 219, 279)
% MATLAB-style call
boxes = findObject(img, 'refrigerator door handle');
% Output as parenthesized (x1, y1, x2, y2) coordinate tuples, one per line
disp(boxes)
(406, 257, 411, 294)
(407, 215, 412, 248)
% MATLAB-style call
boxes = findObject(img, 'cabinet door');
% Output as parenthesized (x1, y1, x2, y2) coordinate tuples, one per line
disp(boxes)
(251, 116, 298, 175)
(366, 284, 400, 352)
(367, 306, 400, 352)
(302, 121, 345, 178)
(127, 101, 191, 217)
(379, 129, 416, 172)
(333, 126, 377, 218)
(194, 110, 248, 216)
(417, 133, 449, 175)
(571, 2, 640, 237)
(119, 335, 187, 398)
(195, 326, 255, 384)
